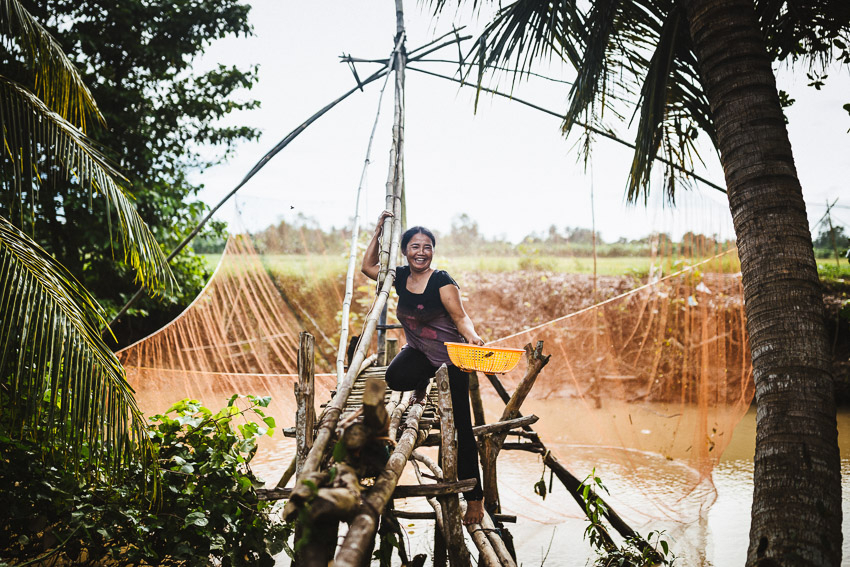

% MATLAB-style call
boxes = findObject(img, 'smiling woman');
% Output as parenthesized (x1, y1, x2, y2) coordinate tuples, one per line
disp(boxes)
(361, 209, 486, 524)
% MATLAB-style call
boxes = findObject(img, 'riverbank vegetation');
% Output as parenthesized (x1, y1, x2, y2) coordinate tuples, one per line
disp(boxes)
(0, 395, 284, 566)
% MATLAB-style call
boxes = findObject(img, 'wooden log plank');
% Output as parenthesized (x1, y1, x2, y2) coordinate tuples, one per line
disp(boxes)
(334, 393, 428, 566)
(435, 364, 472, 567)
(393, 479, 476, 497)
(258, 479, 476, 502)
(422, 415, 540, 445)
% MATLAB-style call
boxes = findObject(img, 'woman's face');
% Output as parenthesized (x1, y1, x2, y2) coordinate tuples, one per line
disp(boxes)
(404, 233, 434, 272)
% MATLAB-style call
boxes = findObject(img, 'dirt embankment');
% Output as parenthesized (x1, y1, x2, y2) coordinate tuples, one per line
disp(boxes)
(459, 270, 850, 404)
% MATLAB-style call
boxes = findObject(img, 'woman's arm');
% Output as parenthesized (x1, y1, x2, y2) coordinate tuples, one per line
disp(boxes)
(440, 285, 484, 345)
(361, 210, 393, 281)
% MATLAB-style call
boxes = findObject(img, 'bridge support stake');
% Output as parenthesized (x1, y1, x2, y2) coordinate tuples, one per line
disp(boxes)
(435, 364, 472, 567)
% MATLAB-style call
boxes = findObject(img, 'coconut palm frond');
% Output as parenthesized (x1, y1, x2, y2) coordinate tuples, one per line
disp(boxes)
(0, 77, 174, 294)
(430, 0, 585, 86)
(0, 0, 103, 130)
(0, 214, 154, 479)
(562, 0, 623, 132)
(626, 5, 715, 202)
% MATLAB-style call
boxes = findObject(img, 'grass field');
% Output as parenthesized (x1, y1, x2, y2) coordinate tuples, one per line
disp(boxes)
(201, 252, 745, 278)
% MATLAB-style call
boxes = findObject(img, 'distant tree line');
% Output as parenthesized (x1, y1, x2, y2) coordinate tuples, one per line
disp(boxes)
(245, 213, 740, 258)
(813, 225, 850, 260)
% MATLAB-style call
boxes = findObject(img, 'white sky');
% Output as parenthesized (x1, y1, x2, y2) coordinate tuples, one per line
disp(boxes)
(191, 1, 850, 244)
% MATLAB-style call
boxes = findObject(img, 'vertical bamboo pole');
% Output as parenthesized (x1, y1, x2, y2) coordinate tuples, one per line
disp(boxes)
(435, 365, 472, 567)
(378, 0, 407, 362)
(295, 332, 315, 477)
(336, 44, 399, 385)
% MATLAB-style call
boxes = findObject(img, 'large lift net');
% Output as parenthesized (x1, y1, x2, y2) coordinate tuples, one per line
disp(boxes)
(118, 220, 753, 525)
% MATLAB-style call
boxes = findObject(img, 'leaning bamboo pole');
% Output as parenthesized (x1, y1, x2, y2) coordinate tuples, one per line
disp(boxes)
(336, 34, 406, 385)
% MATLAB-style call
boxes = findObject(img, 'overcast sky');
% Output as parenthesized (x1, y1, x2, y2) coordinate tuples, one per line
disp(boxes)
(191, 1, 850, 243)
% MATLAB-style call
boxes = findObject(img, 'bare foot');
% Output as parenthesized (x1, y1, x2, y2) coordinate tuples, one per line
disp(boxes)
(463, 500, 485, 525)
(408, 388, 427, 406)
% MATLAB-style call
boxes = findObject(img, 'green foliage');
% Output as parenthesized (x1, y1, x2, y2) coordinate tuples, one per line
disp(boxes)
(0, 395, 285, 566)
(1, 0, 259, 347)
(580, 470, 675, 567)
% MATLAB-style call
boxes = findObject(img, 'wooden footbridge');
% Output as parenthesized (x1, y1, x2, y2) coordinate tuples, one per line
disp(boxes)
(257, 335, 657, 567)
(248, 2, 659, 563)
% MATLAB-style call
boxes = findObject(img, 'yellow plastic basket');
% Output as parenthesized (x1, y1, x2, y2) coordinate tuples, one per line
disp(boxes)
(444, 342, 524, 374)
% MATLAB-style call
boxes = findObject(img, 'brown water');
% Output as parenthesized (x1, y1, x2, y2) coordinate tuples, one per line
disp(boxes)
(133, 387, 850, 566)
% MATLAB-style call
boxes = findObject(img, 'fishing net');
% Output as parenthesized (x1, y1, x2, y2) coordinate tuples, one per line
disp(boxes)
(485, 248, 752, 523)
(118, 211, 753, 526)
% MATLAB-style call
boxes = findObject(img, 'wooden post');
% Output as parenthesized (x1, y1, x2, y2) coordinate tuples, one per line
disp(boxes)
(295, 332, 316, 478)
(386, 337, 399, 363)
(468, 372, 486, 427)
(363, 378, 389, 433)
(435, 364, 471, 567)
(481, 342, 550, 514)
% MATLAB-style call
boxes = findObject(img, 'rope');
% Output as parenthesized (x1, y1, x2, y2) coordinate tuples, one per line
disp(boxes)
(489, 247, 737, 344)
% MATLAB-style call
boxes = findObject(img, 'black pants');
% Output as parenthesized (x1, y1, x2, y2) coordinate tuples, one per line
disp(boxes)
(385, 347, 483, 501)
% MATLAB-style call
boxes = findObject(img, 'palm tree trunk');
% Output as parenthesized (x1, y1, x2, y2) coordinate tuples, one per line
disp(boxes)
(679, 0, 842, 564)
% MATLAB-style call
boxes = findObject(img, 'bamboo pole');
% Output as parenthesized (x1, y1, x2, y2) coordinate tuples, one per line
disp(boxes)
(480, 512, 516, 567)
(411, 460, 449, 567)
(435, 365, 472, 567)
(413, 450, 503, 567)
(294, 332, 316, 478)
(461, 503, 501, 567)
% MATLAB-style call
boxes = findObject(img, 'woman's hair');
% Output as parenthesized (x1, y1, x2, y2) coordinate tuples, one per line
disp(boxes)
(401, 226, 436, 252)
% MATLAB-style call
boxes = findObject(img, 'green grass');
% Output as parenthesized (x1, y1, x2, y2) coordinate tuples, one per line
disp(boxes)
(817, 260, 850, 284)
(202, 253, 742, 278)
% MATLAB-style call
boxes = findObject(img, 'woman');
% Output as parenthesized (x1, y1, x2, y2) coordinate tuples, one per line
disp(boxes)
(361, 210, 485, 525)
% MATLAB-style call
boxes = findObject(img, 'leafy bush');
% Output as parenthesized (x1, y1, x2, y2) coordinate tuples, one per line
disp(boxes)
(580, 471, 675, 567)
(0, 395, 285, 566)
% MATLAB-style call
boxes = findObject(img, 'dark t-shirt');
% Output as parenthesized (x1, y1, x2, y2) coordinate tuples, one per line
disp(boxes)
(394, 266, 463, 366)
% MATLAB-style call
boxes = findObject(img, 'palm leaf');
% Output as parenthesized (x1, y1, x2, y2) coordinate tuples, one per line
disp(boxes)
(0, 214, 154, 479)
(0, 0, 103, 130)
(442, 0, 721, 202)
(0, 76, 174, 293)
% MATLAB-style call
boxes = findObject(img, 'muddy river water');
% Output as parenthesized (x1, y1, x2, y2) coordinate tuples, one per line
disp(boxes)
(133, 382, 850, 566)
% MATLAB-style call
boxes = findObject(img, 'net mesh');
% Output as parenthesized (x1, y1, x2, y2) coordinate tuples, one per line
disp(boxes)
(118, 211, 753, 525)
